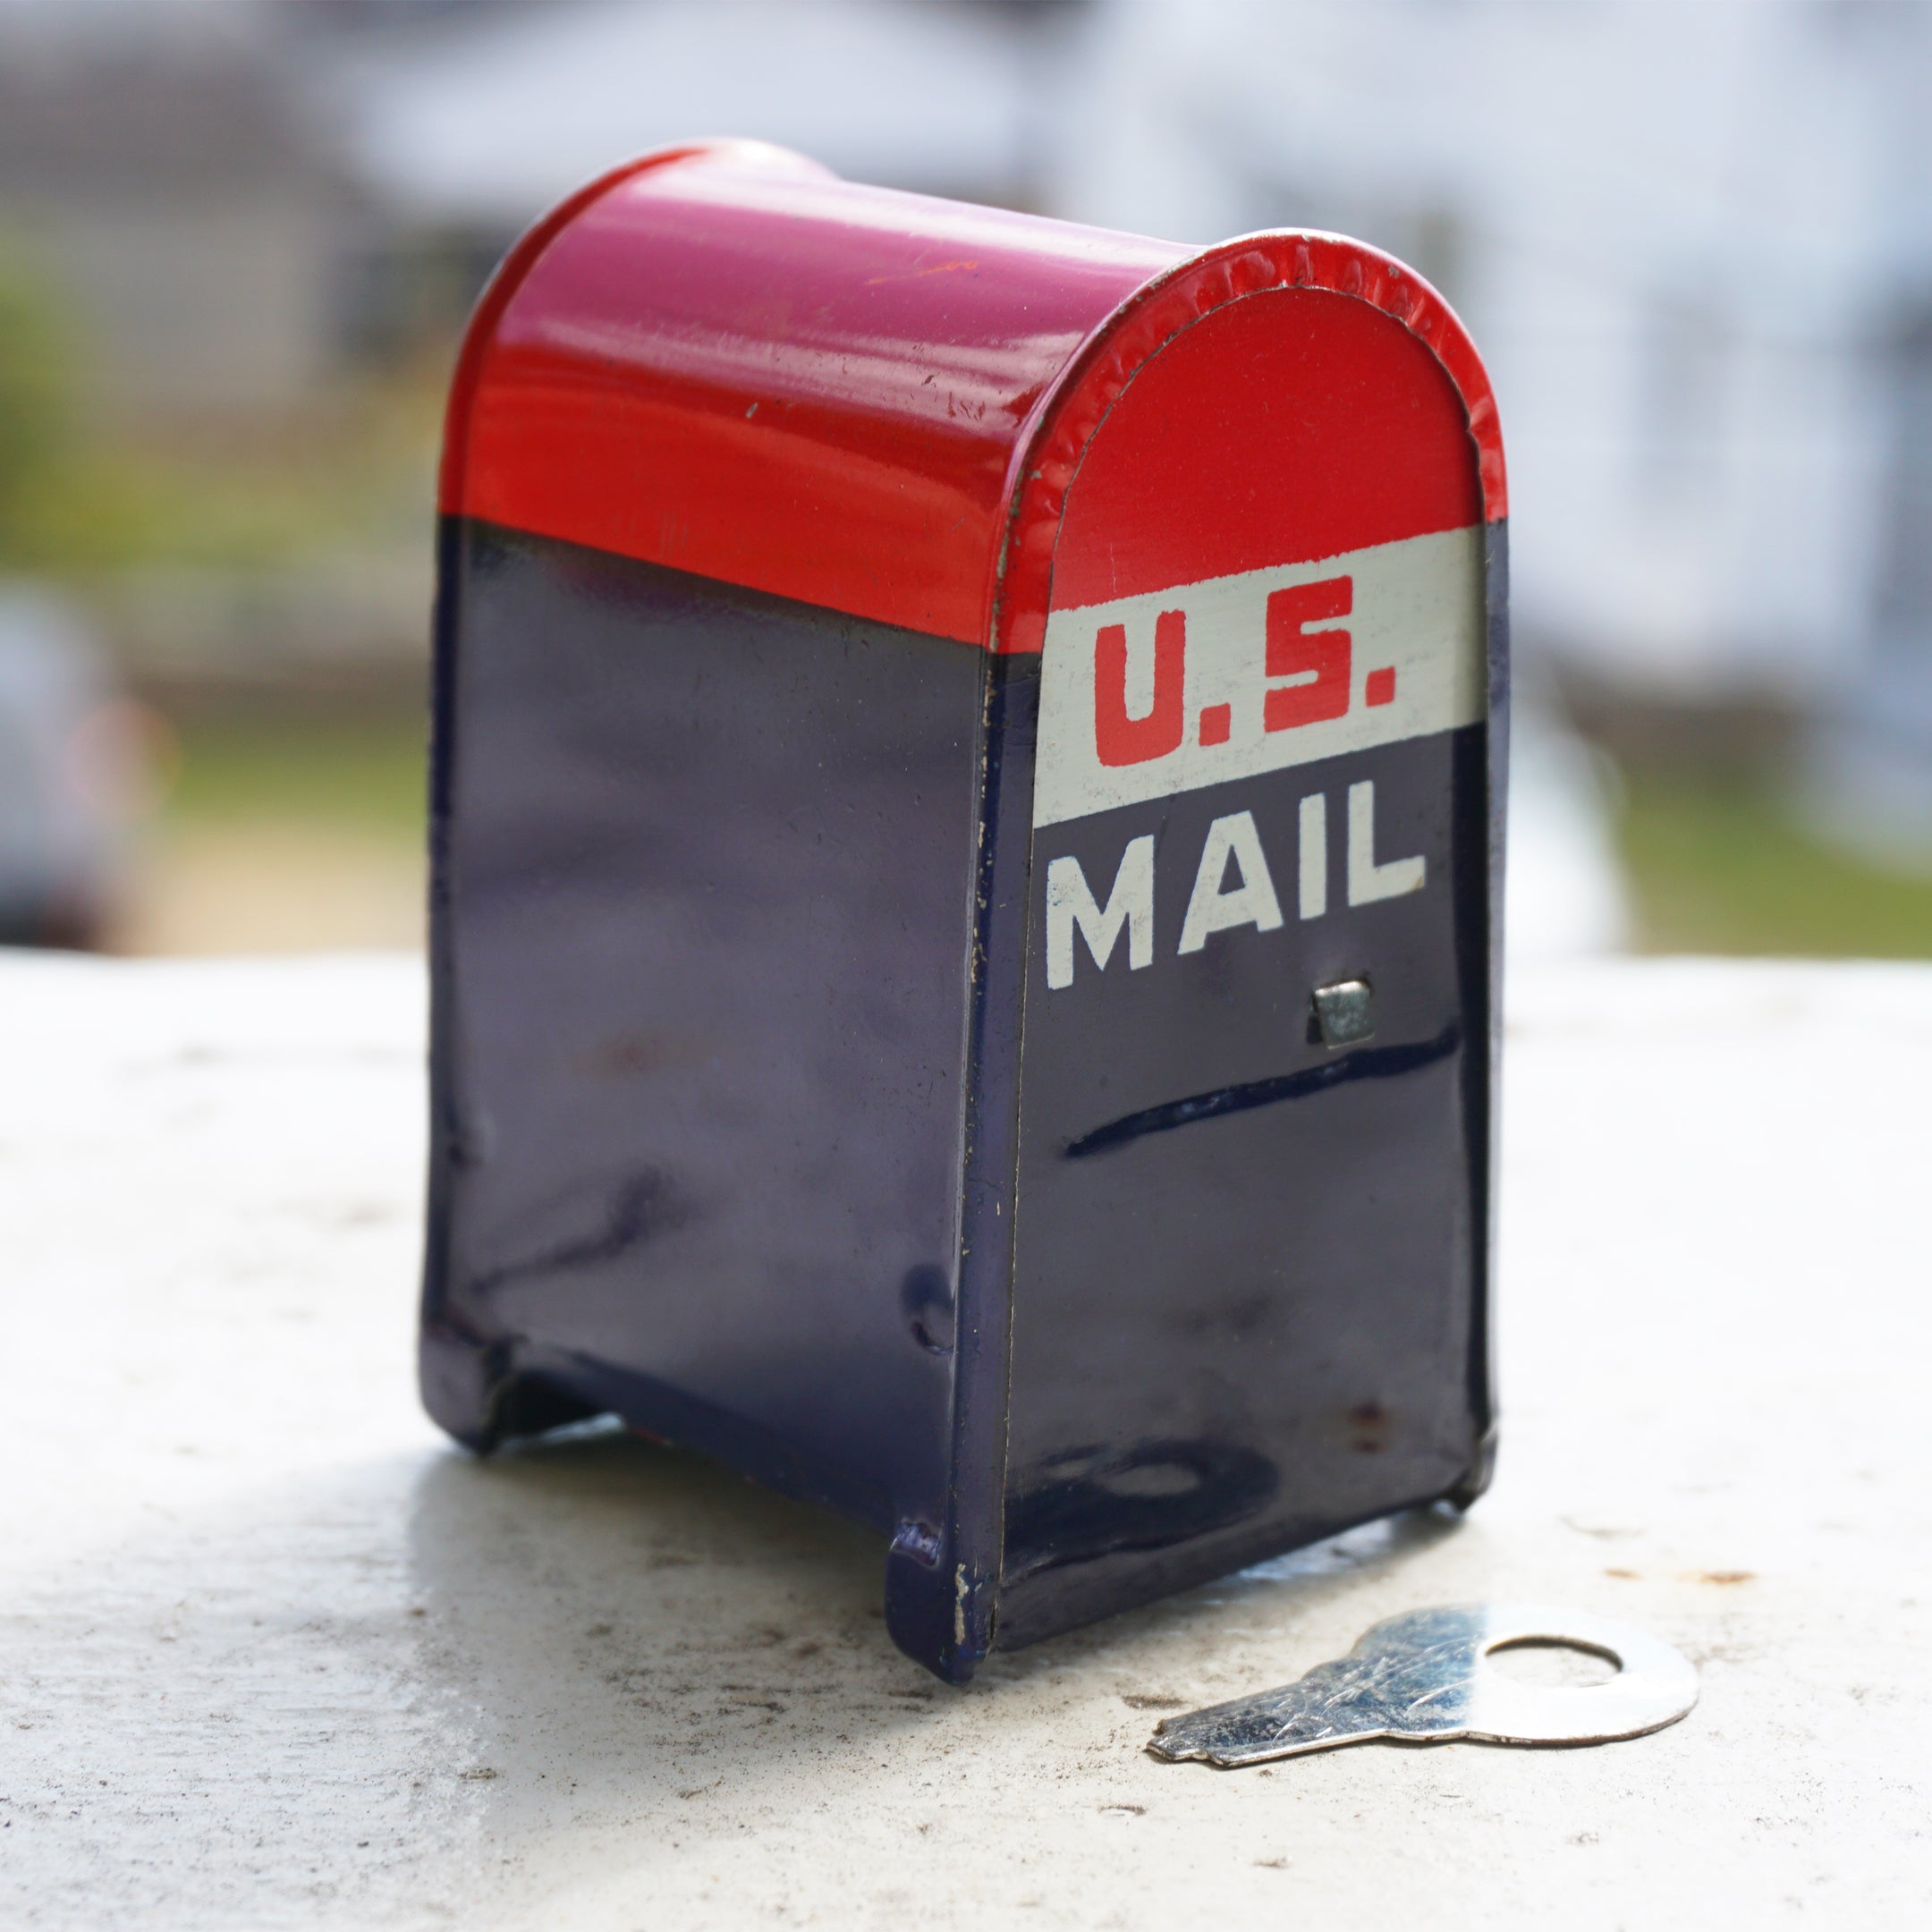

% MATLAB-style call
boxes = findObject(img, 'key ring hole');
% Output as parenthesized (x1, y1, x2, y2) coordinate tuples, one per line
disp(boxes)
(1484, 1636, 1623, 1688)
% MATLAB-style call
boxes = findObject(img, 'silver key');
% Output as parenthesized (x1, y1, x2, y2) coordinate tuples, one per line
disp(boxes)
(1148, 1603, 1699, 1767)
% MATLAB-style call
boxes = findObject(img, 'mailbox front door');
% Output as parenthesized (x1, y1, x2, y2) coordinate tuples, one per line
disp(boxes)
(997, 286, 1497, 1645)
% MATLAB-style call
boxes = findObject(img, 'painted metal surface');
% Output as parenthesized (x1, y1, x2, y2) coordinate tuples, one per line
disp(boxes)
(439, 140, 1184, 645)
(437, 142, 1504, 653)
(424, 140, 1509, 1682)
(425, 529, 979, 1549)
(997, 284, 1496, 1650)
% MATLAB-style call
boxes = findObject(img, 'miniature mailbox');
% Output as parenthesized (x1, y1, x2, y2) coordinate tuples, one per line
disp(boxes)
(422, 140, 1507, 1683)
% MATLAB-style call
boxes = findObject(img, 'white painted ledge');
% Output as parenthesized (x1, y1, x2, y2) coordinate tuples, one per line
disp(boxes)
(4, 951, 1928, 1928)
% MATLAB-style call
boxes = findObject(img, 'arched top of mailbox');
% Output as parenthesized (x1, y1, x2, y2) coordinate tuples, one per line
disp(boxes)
(996, 232, 1505, 654)
(442, 141, 1503, 652)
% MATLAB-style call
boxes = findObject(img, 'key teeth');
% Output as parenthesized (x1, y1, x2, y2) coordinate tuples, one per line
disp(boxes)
(1145, 1716, 1223, 1765)
(1145, 1720, 1193, 1758)
(1147, 1711, 1293, 1767)
(1146, 1735, 1235, 1767)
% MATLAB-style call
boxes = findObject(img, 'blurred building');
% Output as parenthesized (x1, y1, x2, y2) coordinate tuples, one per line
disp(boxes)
(10, 0, 1928, 715)
(54, 0, 1932, 949)
(0, 4, 360, 425)
(1051, 0, 1932, 860)
(329, 0, 1041, 237)
(0, 0, 1642, 956)
(0, 0, 1059, 411)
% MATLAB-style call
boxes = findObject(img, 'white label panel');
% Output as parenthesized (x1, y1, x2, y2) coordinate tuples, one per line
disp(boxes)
(1032, 525, 1486, 829)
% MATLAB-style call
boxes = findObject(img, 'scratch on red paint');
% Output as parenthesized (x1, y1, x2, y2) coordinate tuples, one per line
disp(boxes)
(864, 259, 980, 285)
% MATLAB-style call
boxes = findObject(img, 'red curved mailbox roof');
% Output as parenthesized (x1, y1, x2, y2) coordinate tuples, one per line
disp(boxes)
(442, 140, 1504, 652)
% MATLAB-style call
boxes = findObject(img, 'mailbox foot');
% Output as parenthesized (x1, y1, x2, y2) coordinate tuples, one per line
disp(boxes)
(1445, 1428, 1499, 1511)
(885, 1543, 996, 1686)
(419, 1326, 601, 1455)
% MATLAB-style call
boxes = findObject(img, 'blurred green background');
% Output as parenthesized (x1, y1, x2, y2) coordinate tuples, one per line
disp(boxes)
(2, 0, 1929, 963)
(12, 191, 1932, 961)
(0, 209, 443, 953)
(1619, 773, 1932, 957)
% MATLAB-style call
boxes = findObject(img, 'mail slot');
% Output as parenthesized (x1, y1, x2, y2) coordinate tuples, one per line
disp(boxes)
(420, 140, 1508, 1683)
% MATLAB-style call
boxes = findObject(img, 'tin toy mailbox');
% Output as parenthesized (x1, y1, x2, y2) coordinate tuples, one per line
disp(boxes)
(422, 140, 1507, 1683)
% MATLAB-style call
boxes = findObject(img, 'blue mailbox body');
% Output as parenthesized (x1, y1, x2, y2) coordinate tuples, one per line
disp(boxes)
(421, 141, 1508, 1682)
